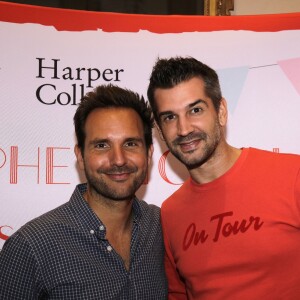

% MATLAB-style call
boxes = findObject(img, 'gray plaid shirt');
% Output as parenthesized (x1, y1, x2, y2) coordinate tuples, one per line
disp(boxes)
(0, 184, 168, 299)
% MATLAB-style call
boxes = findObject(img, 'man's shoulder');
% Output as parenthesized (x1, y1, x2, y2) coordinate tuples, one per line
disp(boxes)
(135, 199, 163, 229)
(137, 199, 160, 216)
(161, 179, 190, 211)
(249, 147, 300, 166)
(243, 148, 300, 183)
(14, 201, 72, 242)
(17, 184, 86, 239)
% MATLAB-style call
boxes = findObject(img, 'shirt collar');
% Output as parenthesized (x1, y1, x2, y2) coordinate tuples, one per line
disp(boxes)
(69, 183, 103, 233)
(69, 183, 142, 230)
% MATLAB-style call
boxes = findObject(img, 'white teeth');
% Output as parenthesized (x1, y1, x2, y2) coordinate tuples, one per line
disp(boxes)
(181, 140, 196, 145)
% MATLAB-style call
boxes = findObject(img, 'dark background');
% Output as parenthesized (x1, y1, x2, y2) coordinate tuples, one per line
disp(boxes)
(3, 0, 205, 15)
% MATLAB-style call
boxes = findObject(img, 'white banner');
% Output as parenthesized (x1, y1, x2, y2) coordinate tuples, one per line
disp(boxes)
(1, 3, 300, 248)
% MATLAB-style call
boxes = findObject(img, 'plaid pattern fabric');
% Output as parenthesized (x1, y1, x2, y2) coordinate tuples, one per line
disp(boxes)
(0, 184, 167, 299)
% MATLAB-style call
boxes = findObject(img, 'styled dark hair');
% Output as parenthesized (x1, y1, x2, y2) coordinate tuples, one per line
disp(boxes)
(147, 56, 222, 122)
(74, 84, 153, 152)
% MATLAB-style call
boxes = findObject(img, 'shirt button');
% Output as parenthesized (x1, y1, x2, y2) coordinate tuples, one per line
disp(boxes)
(99, 225, 105, 231)
(90, 229, 95, 234)
(107, 245, 113, 252)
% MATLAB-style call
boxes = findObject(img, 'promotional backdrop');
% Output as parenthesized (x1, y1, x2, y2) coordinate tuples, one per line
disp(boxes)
(1, 1, 300, 249)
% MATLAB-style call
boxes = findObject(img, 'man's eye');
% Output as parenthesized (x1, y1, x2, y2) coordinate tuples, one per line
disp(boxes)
(95, 143, 107, 149)
(191, 107, 203, 114)
(126, 142, 136, 147)
(163, 114, 176, 122)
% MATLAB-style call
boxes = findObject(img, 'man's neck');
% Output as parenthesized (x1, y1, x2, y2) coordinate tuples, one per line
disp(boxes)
(84, 189, 134, 232)
(189, 143, 242, 184)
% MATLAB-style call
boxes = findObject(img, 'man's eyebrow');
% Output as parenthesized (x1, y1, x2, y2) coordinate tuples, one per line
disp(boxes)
(88, 138, 108, 145)
(89, 137, 144, 145)
(124, 137, 144, 143)
(187, 99, 208, 109)
(158, 99, 208, 119)
(158, 110, 173, 119)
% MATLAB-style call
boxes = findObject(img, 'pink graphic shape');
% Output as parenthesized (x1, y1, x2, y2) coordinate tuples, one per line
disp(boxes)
(278, 57, 300, 95)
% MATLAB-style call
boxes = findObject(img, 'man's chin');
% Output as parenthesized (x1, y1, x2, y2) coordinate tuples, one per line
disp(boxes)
(173, 152, 208, 170)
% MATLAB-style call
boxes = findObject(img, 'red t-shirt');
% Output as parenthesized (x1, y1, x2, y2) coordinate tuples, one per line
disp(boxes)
(162, 148, 300, 299)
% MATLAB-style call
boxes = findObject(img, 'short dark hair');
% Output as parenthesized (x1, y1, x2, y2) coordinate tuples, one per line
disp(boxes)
(74, 84, 153, 152)
(147, 56, 222, 122)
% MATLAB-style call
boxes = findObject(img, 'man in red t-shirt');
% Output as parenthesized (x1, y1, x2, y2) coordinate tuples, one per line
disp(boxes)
(147, 56, 300, 299)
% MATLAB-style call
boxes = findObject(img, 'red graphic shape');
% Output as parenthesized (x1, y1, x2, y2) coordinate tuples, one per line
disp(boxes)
(0, 225, 13, 241)
(158, 150, 182, 185)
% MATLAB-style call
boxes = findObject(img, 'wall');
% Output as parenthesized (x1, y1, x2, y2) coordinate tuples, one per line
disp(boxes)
(233, 0, 300, 15)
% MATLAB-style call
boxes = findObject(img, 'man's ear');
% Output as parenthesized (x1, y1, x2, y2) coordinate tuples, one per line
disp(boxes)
(155, 122, 165, 141)
(218, 98, 228, 127)
(74, 145, 84, 170)
(147, 144, 154, 163)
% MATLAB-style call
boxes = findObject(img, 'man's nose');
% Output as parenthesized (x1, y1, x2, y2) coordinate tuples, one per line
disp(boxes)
(110, 146, 126, 166)
(177, 116, 193, 136)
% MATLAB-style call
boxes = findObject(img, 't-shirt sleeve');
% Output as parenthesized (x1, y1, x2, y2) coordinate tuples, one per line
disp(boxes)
(0, 231, 42, 299)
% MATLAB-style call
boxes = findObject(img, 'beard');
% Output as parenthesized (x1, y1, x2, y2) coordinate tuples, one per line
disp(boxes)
(85, 165, 147, 201)
(164, 120, 222, 169)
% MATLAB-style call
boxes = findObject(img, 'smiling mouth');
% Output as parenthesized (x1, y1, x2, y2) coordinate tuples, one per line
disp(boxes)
(106, 172, 131, 181)
(179, 139, 201, 152)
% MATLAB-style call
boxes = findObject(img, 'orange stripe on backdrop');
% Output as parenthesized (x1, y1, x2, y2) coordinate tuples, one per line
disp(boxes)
(0, 1, 300, 32)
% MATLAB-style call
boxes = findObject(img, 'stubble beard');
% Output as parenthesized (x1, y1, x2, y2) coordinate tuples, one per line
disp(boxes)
(165, 120, 222, 170)
(85, 165, 147, 201)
